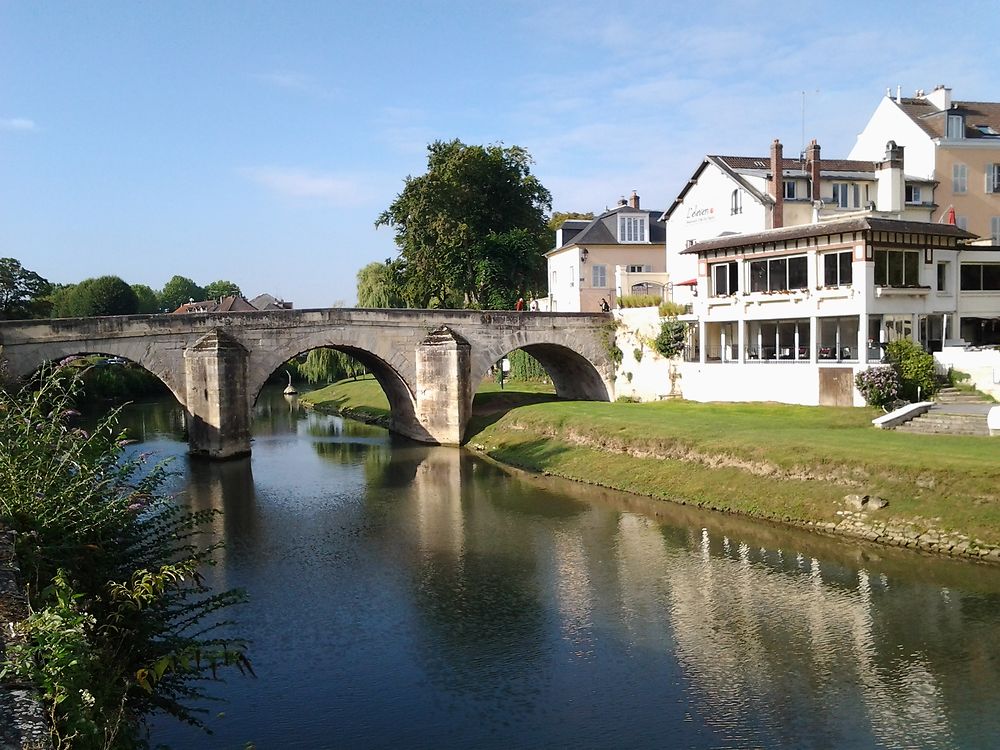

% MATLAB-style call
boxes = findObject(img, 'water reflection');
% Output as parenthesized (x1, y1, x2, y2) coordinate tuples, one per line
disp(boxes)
(122, 388, 1000, 750)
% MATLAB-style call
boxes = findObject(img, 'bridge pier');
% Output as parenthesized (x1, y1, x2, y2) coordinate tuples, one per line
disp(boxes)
(183, 329, 252, 459)
(414, 326, 472, 445)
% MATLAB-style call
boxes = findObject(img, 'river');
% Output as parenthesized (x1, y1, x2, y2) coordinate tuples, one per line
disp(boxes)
(119, 387, 1000, 749)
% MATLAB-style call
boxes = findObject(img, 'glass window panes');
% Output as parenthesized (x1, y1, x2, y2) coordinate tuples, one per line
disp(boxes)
(592, 264, 607, 288)
(788, 256, 808, 289)
(768, 258, 787, 291)
(750, 260, 767, 292)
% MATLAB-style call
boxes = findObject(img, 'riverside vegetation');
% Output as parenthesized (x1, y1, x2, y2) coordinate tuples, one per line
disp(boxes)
(301, 375, 1000, 559)
(0, 371, 251, 749)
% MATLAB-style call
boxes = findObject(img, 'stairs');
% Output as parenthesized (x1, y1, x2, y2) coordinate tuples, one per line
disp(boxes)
(893, 385, 993, 437)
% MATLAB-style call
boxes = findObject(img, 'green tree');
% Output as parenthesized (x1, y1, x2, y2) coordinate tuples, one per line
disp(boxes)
(159, 275, 206, 311)
(376, 139, 552, 308)
(55, 276, 138, 317)
(0, 257, 52, 319)
(356, 261, 406, 308)
(203, 279, 242, 300)
(130, 283, 160, 313)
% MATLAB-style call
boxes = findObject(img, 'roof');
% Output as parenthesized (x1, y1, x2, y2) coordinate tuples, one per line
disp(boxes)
(550, 206, 665, 253)
(172, 295, 258, 314)
(716, 155, 876, 174)
(680, 217, 976, 255)
(249, 293, 293, 310)
(896, 97, 1000, 140)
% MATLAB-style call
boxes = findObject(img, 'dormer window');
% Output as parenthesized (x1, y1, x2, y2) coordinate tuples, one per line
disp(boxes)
(947, 114, 965, 139)
(783, 181, 796, 200)
(618, 214, 647, 242)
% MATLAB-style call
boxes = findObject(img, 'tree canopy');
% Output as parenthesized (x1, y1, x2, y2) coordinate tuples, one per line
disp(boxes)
(131, 283, 160, 314)
(203, 279, 242, 300)
(159, 275, 206, 311)
(376, 139, 552, 309)
(0, 258, 52, 320)
(54, 276, 138, 317)
(355, 261, 406, 308)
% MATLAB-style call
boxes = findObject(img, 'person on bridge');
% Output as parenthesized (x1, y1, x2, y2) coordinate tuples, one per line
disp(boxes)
(515, 297, 525, 311)
(599, 297, 610, 312)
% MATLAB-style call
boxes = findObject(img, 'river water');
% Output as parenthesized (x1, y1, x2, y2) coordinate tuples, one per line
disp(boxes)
(122, 387, 1000, 749)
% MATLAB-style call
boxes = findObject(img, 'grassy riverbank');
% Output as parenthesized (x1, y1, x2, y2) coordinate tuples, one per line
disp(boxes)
(300, 379, 1000, 550)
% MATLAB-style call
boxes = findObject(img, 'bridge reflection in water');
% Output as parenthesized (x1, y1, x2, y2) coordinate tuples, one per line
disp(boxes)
(129, 389, 1000, 749)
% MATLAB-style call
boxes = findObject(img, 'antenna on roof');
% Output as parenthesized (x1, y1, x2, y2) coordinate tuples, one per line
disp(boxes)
(801, 89, 819, 156)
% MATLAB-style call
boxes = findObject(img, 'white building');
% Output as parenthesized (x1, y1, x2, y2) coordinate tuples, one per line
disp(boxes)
(672, 217, 977, 406)
(662, 139, 936, 292)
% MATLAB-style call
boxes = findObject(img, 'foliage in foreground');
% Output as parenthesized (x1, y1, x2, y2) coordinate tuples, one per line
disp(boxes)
(0, 372, 251, 749)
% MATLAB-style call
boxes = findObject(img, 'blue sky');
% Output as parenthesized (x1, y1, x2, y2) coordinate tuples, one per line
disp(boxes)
(3, 0, 998, 308)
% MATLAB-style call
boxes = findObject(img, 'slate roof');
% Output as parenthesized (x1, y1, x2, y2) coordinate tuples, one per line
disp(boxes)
(550, 207, 665, 253)
(172, 295, 258, 314)
(716, 155, 876, 174)
(897, 97, 1000, 140)
(680, 216, 976, 255)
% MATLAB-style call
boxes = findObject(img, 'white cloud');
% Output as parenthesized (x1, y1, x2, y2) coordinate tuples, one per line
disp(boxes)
(240, 167, 372, 205)
(0, 117, 37, 132)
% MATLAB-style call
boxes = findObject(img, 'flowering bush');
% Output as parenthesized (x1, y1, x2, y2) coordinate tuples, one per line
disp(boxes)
(855, 366, 900, 409)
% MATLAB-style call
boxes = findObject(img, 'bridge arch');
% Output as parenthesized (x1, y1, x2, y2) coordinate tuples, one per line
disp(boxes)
(5, 343, 186, 406)
(248, 331, 429, 442)
(472, 332, 614, 404)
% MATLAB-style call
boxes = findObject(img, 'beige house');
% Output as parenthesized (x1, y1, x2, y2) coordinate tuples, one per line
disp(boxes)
(850, 85, 1000, 242)
(545, 192, 666, 312)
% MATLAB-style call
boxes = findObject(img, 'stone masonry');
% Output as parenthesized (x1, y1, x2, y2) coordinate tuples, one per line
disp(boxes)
(0, 309, 615, 458)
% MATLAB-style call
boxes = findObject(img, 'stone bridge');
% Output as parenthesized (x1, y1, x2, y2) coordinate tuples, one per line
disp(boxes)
(0, 308, 615, 458)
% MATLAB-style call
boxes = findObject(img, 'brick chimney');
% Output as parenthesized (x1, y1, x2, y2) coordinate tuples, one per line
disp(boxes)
(629, 190, 640, 209)
(770, 139, 784, 229)
(806, 139, 821, 201)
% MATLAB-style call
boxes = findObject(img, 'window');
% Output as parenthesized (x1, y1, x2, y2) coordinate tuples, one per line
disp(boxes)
(961, 264, 1000, 291)
(823, 251, 853, 286)
(937, 261, 949, 292)
(711, 261, 739, 296)
(993, 217, 1000, 244)
(874, 250, 921, 286)
(986, 164, 1000, 194)
(731, 189, 742, 215)
(748, 255, 808, 293)
(905, 185, 922, 204)
(592, 264, 607, 288)
(953, 163, 968, 194)
(627, 264, 651, 273)
(832, 183, 860, 208)
(783, 181, 796, 200)
(947, 114, 965, 139)
(569, 266, 575, 287)
(618, 215, 647, 242)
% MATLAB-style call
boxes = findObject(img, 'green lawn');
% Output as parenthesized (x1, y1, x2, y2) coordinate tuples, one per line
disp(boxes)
(300, 378, 1000, 545)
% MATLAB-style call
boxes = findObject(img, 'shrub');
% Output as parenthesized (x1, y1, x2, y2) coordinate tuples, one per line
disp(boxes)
(0, 371, 251, 746)
(658, 300, 687, 317)
(617, 294, 662, 309)
(885, 339, 938, 401)
(633, 347, 643, 363)
(855, 366, 900, 409)
(653, 318, 688, 359)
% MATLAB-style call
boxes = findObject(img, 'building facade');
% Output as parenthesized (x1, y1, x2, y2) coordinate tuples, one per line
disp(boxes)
(546, 192, 666, 312)
(676, 217, 976, 406)
(850, 86, 1000, 242)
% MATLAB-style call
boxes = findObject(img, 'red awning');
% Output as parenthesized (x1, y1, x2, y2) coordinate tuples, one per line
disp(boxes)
(675, 278, 698, 286)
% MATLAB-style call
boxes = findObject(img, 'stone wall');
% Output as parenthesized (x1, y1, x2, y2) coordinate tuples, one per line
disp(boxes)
(0, 529, 51, 750)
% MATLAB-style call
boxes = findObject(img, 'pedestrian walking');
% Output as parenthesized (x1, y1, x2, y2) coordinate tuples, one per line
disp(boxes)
(599, 297, 610, 312)
(515, 297, 525, 311)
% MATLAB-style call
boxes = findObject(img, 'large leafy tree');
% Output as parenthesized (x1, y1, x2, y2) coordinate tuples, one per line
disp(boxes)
(376, 139, 552, 308)
(54, 275, 139, 317)
(159, 275, 206, 311)
(0, 257, 52, 319)
(131, 283, 161, 313)
(203, 279, 242, 300)
(355, 261, 406, 308)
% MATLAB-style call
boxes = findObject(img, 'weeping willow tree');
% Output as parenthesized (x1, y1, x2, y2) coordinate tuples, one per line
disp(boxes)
(292, 348, 366, 384)
(494, 349, 548, 383)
